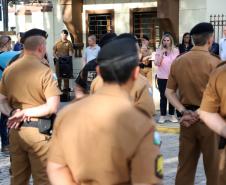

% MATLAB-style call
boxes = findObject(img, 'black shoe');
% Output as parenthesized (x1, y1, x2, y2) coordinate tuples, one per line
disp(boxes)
(1, 145, 9, 153)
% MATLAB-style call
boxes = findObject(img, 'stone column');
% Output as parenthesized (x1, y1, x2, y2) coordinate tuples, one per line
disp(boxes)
(60, 0, 84, 57)
(157, 0, 179, 43)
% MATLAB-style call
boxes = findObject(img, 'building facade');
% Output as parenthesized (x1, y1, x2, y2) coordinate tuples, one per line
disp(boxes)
(3, 0, 226, 107)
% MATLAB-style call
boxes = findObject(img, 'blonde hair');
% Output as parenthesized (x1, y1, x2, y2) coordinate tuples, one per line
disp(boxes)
(159, 34, 176, 52)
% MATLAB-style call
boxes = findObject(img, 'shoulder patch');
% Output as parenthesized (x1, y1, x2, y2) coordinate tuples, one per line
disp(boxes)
(52, 73, 58, 81)
(148, 87, 153, 97)
(155, 155, 164, 179)
(153, 131, 161, 146)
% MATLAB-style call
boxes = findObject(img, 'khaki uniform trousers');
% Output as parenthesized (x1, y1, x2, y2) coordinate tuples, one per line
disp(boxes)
(175, 121, 219, 185)
(140, 67, 152, 86)
(9, 127, 50, 185)
(55, 61, 69, 90)
(219, 148, 226, 185)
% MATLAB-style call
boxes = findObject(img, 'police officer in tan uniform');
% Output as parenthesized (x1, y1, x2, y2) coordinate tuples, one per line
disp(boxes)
(139, 35, 153, 86)
(165, 22, 220, 185)
(199, 62, 226, 185)
(53, 29, 74, 90)
(0, 28, 61, 185)
(47, 34, 163, 185)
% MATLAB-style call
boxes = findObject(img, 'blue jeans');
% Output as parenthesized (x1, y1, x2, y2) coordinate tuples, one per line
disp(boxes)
(0, 114, 9, 147)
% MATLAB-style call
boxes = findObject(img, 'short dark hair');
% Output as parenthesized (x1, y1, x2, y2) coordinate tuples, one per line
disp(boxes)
(62, 29, 69, 35)
(192, 32, 213, 46)
(97, 34, 139, 84)
(142, 35, 149, 41)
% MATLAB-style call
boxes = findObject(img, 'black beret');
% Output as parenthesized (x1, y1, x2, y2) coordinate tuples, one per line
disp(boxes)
(21, 28, 48, 44)
(190, 22, 214, 35)
(99, 32, 117, 48)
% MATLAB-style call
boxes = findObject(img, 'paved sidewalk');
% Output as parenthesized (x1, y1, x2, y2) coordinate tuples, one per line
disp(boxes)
(154, 113, 180, 134)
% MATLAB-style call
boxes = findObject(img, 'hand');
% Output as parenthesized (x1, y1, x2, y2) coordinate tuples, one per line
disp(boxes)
(180, 110, 199, 127)
(7, 109, 30, 129)
(161, 49, 167, 57)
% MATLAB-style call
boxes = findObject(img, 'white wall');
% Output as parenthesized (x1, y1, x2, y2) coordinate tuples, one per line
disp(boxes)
(82, 1, 157, 46)
(179, 0, 207, 43)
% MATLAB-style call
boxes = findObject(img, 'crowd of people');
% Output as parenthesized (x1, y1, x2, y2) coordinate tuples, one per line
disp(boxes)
(0, 22, 226, 185)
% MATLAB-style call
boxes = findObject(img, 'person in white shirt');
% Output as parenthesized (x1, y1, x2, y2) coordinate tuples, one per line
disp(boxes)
(219, 26, 226, 61)
(83, 35, 100, 65)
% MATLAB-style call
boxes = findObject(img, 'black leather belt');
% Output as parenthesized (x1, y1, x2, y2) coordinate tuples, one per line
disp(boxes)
(184, 104, 200, 111)
(21, 121, 41, 128)
(20, 116, 55, 135)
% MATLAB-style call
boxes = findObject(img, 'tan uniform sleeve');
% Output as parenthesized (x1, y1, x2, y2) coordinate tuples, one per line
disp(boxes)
(42, 68, 62, 98)
(48, 115, 66, 165)
(131, 129, 163, 184)
(200, 71, 221, 113)
(134, 84, 155, 118)
(0, 73, 7, 96)
(166, 62, 177, 90)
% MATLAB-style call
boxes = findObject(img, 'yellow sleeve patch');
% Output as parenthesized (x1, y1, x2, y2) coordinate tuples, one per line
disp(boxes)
(155, 155, 164, 179)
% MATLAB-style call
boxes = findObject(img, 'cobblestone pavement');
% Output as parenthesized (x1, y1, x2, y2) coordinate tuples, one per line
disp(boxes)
(0, 133, 205, 185)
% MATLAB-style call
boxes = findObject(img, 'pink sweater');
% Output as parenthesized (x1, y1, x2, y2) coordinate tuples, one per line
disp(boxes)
(155, 48, 179, 79)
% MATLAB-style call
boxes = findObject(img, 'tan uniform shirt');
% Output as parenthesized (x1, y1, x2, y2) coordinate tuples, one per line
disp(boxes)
(167, 46, 220, 106)
(0, 55, 61, 109)
(48, 85, 162, 185)
(200, 63, 226, 116)
(53, 39, 73, 57)
(90, 74, 156, 118)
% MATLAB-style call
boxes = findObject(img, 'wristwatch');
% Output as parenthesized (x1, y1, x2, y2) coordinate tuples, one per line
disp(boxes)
(9, 109, 16, 117)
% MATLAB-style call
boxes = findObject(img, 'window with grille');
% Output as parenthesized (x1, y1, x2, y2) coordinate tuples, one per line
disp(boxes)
(87, 11, 114, 44)
(132, 9, 160, 50)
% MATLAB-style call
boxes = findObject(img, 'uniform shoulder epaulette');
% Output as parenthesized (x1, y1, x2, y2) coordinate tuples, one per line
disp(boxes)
(210, 52, 221, 60)
(216, 61, 226, 68)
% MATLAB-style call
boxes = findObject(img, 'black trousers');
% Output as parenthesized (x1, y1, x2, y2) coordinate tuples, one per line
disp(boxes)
(0, 114, 9, 147)
(157, 78, 175, 116)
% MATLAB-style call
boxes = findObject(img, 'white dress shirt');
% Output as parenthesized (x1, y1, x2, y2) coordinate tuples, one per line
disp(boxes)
(219, 37, 226, 61)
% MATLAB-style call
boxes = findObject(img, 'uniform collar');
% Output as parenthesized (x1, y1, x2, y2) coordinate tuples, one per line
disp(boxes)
(60, 39, 68, 43)
(96, 84, 131, 101)
(191, 46, 209, 52)
(22, 54, 42, 62)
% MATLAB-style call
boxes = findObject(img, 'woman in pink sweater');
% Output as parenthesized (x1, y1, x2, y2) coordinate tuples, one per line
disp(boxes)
(154, 33, 179, 123)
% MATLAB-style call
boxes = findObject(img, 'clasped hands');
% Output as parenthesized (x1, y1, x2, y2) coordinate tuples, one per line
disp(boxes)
(179, 110, 200, 127)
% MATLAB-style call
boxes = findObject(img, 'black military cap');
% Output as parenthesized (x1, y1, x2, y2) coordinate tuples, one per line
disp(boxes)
(190, 22, 214, 35)
(21, 28, 48, 44)
(99, 32, 117, 48)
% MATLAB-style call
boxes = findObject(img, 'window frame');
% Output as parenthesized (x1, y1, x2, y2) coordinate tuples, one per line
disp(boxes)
(85, 9, 115, 46)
